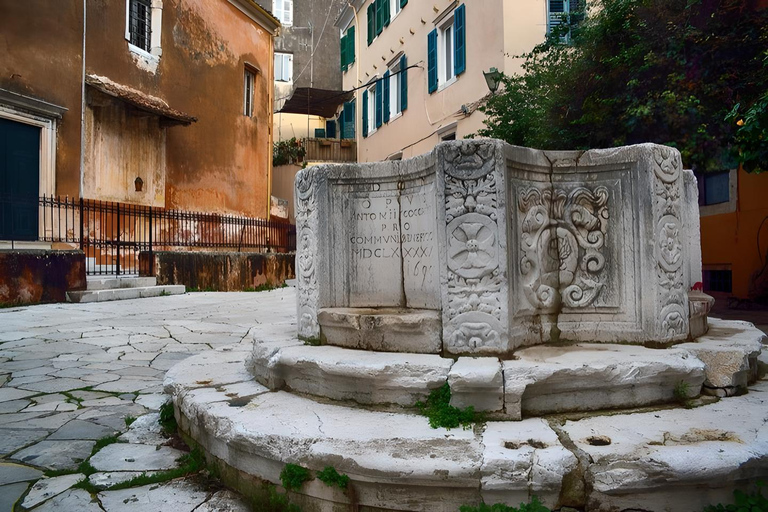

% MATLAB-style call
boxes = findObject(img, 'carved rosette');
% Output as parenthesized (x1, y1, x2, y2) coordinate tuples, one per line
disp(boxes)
(517, 185, 610, 311)
(442, 142, 506, 353)
(295, 168, 320, 339)
(652, 146, 688, 339)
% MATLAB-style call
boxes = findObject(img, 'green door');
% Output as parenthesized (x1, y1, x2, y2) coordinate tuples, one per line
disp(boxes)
(0, 117, 40, 241)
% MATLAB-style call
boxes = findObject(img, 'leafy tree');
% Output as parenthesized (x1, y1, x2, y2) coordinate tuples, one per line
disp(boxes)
(477, 0, 768, 173)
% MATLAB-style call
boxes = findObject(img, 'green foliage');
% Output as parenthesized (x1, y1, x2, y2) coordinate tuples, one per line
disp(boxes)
(673, 380, 690, 403)
(459, 496, 551, 512)
(124, 415, 137, 427)
(280, 463, 312, 491)
(415, 383, 483, 430)
(477, 0, 768, 173)
(244, 282, 288, 292)
(316, 466, 350, 490)
(273, 138, 306, 166)
(159, 401, 177, 435)
(251, 485, 302, 512)
(704, 483, 768, 511)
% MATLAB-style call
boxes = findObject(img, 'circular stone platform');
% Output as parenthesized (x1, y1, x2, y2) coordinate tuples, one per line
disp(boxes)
(164, 308, 768, 512)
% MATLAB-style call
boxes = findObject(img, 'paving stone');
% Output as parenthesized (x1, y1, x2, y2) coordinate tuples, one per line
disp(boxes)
(48, 420, 119, 441)
(150, 352, 193, 370)
(88, 471, 152, 489)
(0, 387, 37, 403)
(69, 390, 111, 401)
(80, 373, 121, 384)
(118, 414, 166, 445)
(23, 402, 80, 413)
(89, 443, 185, 472)
(0, 462, 43, 485)
(98, 479, 208, 512)
(0, 399, 31, 413)
(29, 488, 103, 512)
(2, 411, 81, 430)
(11, 440, 95, 470)
(0, 428, 50, 456)
(18, 378, 92, 393)
(31, 393, 69, 404)
(22, 473, 86, 508)
(80, 397, 127, 407)
(10, 366, 55, 377)
(194, 490, 250, 512)
(93, 379, 158, 393)
(134, 393, 168, 411)
(90, 415, 131, 432)
(0, 482, 29, 512)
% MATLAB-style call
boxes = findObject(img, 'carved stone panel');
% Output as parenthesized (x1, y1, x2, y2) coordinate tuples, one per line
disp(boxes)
(295, 168, 321, 339)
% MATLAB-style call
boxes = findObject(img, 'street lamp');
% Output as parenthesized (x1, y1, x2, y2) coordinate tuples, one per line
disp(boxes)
(483, 67, 503, 94)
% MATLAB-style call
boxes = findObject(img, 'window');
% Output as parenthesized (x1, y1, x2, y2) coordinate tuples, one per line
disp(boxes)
(697, 171, 731, 206)
(548, 0, 584, 40)
(244, 69, 255, 117)
(273, 0, 293, 27)
(339, 101, 355, 140)
(427, 4, 465, 94)
(363, 82, 377, 137)
(367, 0, 398, 45)
(128, 0, 152, 53)
(703, 269, 732, 293)
(340, 26, 355, 72)
(391, 0, 401, 20)
(386, 55, 408, 120)
(275, 53, 293, 82)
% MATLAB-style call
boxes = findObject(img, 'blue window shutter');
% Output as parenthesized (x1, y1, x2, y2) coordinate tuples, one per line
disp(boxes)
(454, 4, 466, 76)
(340, 34, 348, 72)
(384, 0, 390, 27)
(348, 101, 356, 138)
(400, 55, 408, 111)
(400, 0, 407, 7)
(383, 70, 391, 123)
(427, 29, 438, 94)
(338, 112, 344, 140)
(367, 3, 374, 45)
(348, 26, 355, 64)
(362, 91, 369, 137)
(375, 78, 383, 128)
(326, 119, 336, 139)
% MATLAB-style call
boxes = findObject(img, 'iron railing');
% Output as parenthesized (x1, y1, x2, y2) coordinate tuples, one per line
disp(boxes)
(1, 195, 296, 276)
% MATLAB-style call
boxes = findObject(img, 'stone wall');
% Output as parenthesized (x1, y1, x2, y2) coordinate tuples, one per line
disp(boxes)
(141, 251, 294, 291)
(0, 250, 86, 305)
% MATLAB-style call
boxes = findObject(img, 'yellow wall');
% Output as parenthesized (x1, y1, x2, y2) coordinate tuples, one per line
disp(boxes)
(274, 113, 326, 141)
(700, 168, 768, 298)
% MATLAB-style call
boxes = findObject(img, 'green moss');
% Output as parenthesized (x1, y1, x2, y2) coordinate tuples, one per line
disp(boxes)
(279, 463, 312, 491)
(251, 485, 302, 512)
(704, 483, 768, 511)
(316, 466, 350, 490)
(415, 383, 483, 430)
(459, 497, 550, 512)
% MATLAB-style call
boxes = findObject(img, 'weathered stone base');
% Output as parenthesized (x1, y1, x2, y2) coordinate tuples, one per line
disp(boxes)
(0, 250, 86, 305)
(166, 340, 768, 512)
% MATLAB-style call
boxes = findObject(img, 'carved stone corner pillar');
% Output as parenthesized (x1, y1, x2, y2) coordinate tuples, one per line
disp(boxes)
(295, 166, 322, 340)
(437, 140, 510, 355)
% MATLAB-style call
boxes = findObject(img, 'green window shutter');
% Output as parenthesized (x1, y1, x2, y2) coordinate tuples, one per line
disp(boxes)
(427, 29, 438, 94)
(375, 78, 383, 128)
(338, 111, 344, 140)
(362, 91, 369, 137)
(400, 54, 408, 111)
(376, 0, 383, 36)
(384, 0, 390, 27)
(400, 0, 407, 7)
(340, 34, 348, 72)
(347, 26, 355, 65)
(367, 3, 374, 45)
(346, 101, 356, 138)
(383, 70, 391, 123)
(454, 4, 466, 76)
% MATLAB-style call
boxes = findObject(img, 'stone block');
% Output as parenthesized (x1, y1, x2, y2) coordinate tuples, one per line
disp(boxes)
(318, 307, 441, 353)
(448, 357, 503, 412)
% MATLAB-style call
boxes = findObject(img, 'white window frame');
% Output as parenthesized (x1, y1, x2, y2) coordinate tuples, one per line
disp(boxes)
(125, 0, 163, 67)
(390, 0, 401, 21)
(273, 0, 293, 27)
(274, 53, 293, 83)
(244, 68, 255, 117)
(388, 59, 402, 122)
(437, 15, 456, 90)
(367, 82, 377, 136)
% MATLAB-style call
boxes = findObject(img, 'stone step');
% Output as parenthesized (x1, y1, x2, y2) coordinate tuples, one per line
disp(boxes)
(246, 319, 764, 418)
(66, 285, 185, 303)
(86, 276, 157, 290)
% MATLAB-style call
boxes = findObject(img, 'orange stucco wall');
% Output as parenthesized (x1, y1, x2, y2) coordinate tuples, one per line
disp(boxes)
(700, 168, 768, 298)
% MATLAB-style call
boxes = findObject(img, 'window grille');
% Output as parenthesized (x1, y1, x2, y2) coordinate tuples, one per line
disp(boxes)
(244, 69, 255, 117)
(129, 0, 152, 52)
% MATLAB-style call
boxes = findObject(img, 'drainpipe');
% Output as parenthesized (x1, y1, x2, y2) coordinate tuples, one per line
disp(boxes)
(78, 0, 87, 198)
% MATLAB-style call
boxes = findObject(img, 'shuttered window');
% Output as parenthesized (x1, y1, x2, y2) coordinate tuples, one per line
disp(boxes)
(375, 78, 383, 128)
(340, 26, 355, 72)
(383, 70, 391, 123)
(454, 4, 466, 76)
(367, 3, 375, 45)
(400, 54, 408, 111)
(427, 29, 438, 94)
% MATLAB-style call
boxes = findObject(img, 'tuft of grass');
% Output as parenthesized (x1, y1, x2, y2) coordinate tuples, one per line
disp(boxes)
(673, 380, 695, 408)
(159, 401, 177, 435)
(316, 466, 350, 490)
(251, 484, 302, 512)
(459, 497, 551, 512)
(186, 286, 217, 292)
(279, 463, 312, 491)
(415, 383, 483, 430)
(159, 290, 171, 297)
(124, 415, 137, 427)
(243, 282, 288, 292)
(92, 434, 122, 453)
(704, 482, 768, 511)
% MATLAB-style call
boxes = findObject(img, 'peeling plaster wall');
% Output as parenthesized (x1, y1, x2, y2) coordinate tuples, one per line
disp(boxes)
(0, 250, 86, 305)
(0, 1, 85, 197)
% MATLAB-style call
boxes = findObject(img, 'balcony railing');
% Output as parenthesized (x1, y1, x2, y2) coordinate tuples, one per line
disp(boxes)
(302, 138, 356, 163)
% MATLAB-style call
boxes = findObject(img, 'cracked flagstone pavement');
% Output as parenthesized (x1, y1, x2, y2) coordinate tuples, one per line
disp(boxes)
(0, 289, 296, 512)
